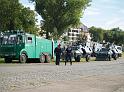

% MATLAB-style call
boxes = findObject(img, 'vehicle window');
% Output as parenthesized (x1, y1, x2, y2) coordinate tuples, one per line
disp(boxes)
(117, 47, 122, 50)
(27, 37, 32, 43)
(72, 46, 79, 50)
(2, 36, 8, 44)
(101, 48, 108, 52)
(1, 35, 17, 44)
(8, 36, 17, 44)
(17, 35, 23, 44)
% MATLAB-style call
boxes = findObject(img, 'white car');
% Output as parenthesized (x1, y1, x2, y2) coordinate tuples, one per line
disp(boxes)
(115, 46, 122, 57)
(110, 45, 122, 57)
(72, 45, 92, 62)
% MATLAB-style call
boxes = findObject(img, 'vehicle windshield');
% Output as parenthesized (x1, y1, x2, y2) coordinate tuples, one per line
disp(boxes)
(117, 47, 122, 51)
(100, 48, 109, 52)
(1, 35, 17, 44)
(72, 46, 80, 50)
(1, 35, 23, 44)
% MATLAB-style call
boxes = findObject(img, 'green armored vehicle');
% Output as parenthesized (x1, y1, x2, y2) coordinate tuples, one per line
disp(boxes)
(0, 31, 57, 63)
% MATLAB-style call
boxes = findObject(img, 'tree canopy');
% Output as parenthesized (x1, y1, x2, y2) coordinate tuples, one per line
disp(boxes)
(0, 0, 37, 33)
(89, 26, 124, 45)
(30, 0, 91, 39)
(89, 26, 104, 42)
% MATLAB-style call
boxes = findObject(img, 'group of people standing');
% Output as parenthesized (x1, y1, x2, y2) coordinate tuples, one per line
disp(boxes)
(54, 44, 72, 66)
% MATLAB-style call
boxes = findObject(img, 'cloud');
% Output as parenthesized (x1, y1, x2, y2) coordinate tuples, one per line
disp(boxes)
(106, 18, 121, 25)
(105, 18, 124, 30)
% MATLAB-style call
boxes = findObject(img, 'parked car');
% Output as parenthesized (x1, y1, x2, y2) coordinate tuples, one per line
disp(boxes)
(92, 42, 103, 57)
(96, 47, 113, 61)
(110, 48, 119, 60)
(72, 45, 92, 62)
(115, 45, 122, 57)
(109, 45, 122, 57)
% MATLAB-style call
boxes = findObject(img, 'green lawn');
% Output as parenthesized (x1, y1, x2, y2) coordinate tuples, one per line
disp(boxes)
(1, 53, 123, 64)
(80, 57, 96, 62)
(59, 57, 96, 63)
(122, 52, 124, 57)
(0, 58, 4, 63)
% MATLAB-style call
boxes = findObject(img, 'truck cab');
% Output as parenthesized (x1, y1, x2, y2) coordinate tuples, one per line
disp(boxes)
(0, 31, 25, 63)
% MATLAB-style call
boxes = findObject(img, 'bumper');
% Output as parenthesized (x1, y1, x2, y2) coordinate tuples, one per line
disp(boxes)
(0, 53, 16, 58)
(96, 54, 110, 60)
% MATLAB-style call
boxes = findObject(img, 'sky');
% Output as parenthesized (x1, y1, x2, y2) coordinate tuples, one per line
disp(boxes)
(20, 0, 124, 30)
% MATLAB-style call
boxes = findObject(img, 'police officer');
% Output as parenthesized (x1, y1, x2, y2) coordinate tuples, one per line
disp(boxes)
(54, 44, 62, 65)
(65, 45, 72, 65)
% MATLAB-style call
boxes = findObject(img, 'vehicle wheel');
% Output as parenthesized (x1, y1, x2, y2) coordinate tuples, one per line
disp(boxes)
(19, 54, 27, 63)
(113, 54, 117, 60)
(74, 57, 77, 61)
(86, 54, 90, 62)
(40, 54, 45, 63)
(45, 54, 51, 63)
(76, 55, 80, 62)
(5, 57, 12, 63)
(108, 55, 111, 61)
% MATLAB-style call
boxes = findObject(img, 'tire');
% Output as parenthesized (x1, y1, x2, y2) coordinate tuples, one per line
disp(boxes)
(86, 54, 90, 62)
(45, 54, 51, 63)
(5, 57, 12, 63)
(76, 55, 80, 62)
(19, 54, 27, 63)
(40, 54, 45, 63)
(113, 54, 117, 60)
(108, 55, 111, 61)
(74, 57, 77, 61)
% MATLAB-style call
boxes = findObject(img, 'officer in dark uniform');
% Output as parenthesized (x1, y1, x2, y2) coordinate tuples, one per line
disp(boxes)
(65, 45, 72, 65)
(54, 44, 62, 65)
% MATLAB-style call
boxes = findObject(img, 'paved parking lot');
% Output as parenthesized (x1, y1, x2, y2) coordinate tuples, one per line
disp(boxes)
(0, 58, 124, 92)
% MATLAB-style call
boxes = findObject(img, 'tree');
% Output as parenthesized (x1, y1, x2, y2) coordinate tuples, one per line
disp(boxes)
(30, 0, 91, 39)
(89, 26, 124, 45)
(19, 7, 38, 33)
(0, 0, 21, 31)
(109, 28, 124, 45)
(89, 26, 104, 42)
(0, 0, 37, 33)
(103, 30, 113, 43)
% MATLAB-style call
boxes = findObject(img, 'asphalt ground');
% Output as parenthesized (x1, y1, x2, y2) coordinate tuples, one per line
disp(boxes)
(0, 57, 124, 92)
